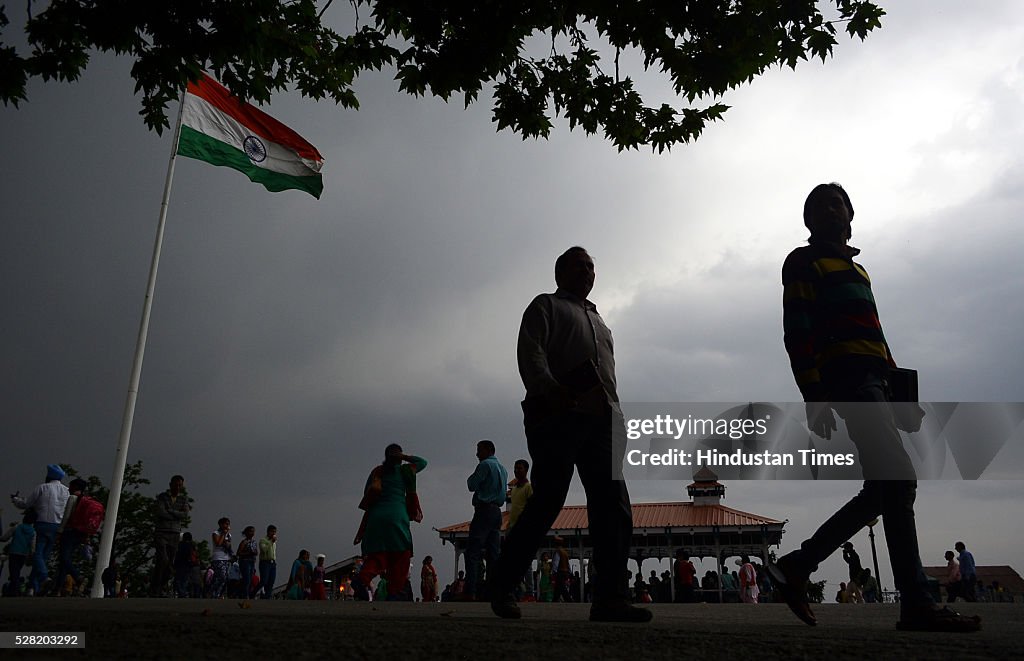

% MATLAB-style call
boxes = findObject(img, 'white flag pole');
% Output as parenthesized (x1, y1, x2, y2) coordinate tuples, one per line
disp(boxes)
(91, 90, 187, 598)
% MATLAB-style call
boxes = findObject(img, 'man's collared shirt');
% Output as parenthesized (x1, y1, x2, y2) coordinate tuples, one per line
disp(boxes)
(517, 288, 618, 402)
(13, 481, 70, 525)
(958, 549, 976, 578)
(467, 455, 508, 507)
(259, 537, 277, 562)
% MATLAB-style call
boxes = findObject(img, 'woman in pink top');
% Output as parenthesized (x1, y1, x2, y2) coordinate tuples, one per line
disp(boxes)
(737, 556, 760, 604)
(945, 550, 961, 603)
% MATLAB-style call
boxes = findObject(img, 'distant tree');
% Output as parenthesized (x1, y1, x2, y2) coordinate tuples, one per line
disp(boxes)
(1, 0, 884, 151)
(807, 578, 827, 603)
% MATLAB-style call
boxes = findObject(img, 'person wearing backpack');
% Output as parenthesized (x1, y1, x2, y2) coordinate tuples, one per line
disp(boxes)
(55, 478, 94, 596)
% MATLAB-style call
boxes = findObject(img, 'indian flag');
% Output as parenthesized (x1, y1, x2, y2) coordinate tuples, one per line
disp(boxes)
(178, 73, 325, 199)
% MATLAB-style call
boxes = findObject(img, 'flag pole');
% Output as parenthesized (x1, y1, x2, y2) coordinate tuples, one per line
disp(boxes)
(91, 90, 187, 598)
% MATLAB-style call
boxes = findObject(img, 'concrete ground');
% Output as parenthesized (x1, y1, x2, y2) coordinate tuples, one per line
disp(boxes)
(0, 599, 1016, 660)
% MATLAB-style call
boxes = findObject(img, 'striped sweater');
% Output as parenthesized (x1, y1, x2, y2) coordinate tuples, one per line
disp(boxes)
(782, 240, 895, 400)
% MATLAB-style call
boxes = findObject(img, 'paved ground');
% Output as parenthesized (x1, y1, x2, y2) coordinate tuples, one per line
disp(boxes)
(0, 599, 1016, 659)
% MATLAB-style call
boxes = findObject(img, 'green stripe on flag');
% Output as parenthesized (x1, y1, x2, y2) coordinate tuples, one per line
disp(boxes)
(177, 126, 323, 199)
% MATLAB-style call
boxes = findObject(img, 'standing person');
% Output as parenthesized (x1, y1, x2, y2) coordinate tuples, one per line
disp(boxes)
(648, 570, 662, 603)
(227, 562, 242, 599)
(100, 561, 118, 598)
(490, 247, 649, 623)
(955, 541, 977, 602)
(1, 510, 36, 596)
(537, 552, 554, 603)
(258, 525, 278, 599)
(352, 444, 427, 601)
(860, 568, 879, 603)
(149, 475, 190, 597)
(842, 542, 864, 603)
(210, 517, 232, 599)
(552, 536, 573, 602)
(464, 440, 508, 601)
(506, 459, 534, 529)
(944, 550, 961, 603)
(757, 563, 773, 602)
(506, 460, 534, 599)
(11, 464, 70, 596)
(287, 549, 313, 600)
(420, 556, 438, 602)
(54, 478, 88, 596)
(236, 526, 259, 599)
(673, 550, 696, 603)
(770, 182, 980, 632)
(173, 532, 198, 598)
(310, 554, 327, 600)
(451, 570, 466, 601)
(737, 556, 759, 604)
(720, 565, 737, 602)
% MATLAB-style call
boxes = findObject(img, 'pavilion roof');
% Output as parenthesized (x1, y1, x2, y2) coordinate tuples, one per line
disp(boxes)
(436, 501, 783, 535)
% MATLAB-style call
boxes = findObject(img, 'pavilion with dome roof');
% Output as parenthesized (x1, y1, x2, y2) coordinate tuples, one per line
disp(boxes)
(436, 466, 787, 601)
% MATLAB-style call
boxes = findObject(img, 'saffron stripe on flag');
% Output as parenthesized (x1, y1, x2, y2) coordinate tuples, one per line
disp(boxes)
(185, 74, 324, 164)
(181, 93, 320, 178)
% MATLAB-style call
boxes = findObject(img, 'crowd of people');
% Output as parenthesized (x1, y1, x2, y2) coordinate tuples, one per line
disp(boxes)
(2, 465, 103, 597)
(2, 460, 994, 610)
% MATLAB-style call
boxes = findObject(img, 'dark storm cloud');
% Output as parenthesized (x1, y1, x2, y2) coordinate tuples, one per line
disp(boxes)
(2, 2, 1023, 590)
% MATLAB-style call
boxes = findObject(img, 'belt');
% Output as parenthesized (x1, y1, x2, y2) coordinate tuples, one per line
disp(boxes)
(475, 502, 503, 509)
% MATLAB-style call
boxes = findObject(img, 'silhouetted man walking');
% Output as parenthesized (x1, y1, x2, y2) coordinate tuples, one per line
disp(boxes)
(770, 183, 979, 632)
(490, 246, 649, 622)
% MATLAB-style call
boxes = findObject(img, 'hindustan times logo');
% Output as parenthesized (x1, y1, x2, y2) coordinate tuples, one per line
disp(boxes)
(625, 413, 770, 441)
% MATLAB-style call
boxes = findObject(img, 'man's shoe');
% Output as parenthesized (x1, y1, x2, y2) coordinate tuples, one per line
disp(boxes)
(490, 594, 521, 619)
(896, 605, 981, 632)
(589, 600, 653, 623)
(767, 556, 816, 627)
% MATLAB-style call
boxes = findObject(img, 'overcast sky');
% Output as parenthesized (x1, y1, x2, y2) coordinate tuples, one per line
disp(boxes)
(2, 0, 1022, 595)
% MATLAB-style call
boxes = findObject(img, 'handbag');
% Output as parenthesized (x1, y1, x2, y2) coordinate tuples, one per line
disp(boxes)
(888, 367, 925, 433)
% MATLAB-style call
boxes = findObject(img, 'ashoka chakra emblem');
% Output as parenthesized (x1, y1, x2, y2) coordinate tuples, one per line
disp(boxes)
(243, 135, 267, 163)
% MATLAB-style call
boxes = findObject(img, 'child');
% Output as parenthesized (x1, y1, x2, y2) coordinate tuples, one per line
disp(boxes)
(174, 532, 199, 598)
(1, 510, 37, 596)
(310, 554, 327, 600)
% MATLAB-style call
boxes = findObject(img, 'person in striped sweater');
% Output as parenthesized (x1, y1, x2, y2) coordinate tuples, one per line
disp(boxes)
(769, 183, 980, 633)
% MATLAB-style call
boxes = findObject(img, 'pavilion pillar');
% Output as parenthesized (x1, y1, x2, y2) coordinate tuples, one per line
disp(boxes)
(714, 526, 723, 603)
(669, 531, 676, 602)
(576, 532, 585, 602)
(760, 525, 770, 567)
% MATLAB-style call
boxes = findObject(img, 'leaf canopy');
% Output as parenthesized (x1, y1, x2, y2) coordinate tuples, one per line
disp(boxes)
(0, 0, 884, 151)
